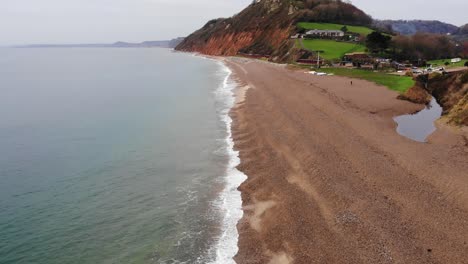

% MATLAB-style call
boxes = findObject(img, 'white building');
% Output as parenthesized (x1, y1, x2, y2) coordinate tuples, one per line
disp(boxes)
(305, 29, 344, 38)
(291, 34, 303, 39)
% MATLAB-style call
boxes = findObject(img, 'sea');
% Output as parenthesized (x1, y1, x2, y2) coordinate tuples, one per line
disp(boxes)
(0, 48, 246, 264)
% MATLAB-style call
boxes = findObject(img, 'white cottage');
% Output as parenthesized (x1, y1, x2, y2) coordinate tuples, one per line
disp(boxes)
(305, 30, 345, 38)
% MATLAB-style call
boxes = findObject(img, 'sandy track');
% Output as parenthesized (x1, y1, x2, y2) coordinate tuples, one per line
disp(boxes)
(226, 58, 468, 264)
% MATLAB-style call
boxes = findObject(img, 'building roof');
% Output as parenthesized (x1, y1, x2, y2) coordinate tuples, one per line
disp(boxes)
(306, 29, 344, 33)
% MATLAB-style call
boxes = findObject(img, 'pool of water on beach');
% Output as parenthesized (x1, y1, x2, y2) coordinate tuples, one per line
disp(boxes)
(394, 97, 443, 142)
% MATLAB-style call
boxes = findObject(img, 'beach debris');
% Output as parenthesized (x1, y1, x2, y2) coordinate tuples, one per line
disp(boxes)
(308, 71, 328, 76)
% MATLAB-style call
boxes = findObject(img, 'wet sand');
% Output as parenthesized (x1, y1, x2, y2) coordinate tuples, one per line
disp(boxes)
(225, 58, 468, 264)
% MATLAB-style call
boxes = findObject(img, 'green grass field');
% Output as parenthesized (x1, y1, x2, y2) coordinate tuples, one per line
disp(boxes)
(427, 59, 468, 68)
(319, 68, 415, 92)
(301, 39, 366, 60)
(297, 22, 374, 35)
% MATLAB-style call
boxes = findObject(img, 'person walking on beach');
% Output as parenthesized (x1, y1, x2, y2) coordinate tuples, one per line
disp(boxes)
(351, 81, 353, 85)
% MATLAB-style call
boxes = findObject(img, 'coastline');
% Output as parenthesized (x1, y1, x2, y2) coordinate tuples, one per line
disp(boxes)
(225, 57, 468, 263)
(209, 58, 247, 264)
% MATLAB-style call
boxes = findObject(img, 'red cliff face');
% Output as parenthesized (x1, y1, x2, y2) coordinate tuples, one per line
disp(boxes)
(178, 29, 292, 57)
(175, 0, 296, 60)
(181, 32, 258, 56)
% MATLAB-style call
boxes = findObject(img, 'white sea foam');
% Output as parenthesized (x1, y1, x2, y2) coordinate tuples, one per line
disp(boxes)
(208, 61, 247, 264)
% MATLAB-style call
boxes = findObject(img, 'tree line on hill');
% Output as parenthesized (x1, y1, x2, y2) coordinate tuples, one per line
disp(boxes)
(365, 31, 467, 61)
(294, 0, 373, 26)
(392, 33, 465, 61)
(373, 20, 460, 35)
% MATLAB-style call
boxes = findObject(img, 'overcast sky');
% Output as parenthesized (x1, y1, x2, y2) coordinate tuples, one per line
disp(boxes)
(0, 0, 466, 45)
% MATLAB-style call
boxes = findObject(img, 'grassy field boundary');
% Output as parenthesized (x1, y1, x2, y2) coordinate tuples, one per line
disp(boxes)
(428, 59, 468, 68)
(319, 68, 415, 92)
(301, 39, 366, 60)
(297, 22, 374, 35)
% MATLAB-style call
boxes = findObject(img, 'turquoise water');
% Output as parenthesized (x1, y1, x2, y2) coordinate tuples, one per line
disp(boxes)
(0, 48, 242, 263)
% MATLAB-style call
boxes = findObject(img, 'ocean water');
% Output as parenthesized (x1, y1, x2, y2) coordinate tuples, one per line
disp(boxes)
(0, 48, 246, 263)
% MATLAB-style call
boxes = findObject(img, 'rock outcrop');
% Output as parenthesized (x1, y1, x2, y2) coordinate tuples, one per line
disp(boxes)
(175, 0, 295, 61)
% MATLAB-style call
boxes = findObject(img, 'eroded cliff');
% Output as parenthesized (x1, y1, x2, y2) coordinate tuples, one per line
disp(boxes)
(428, 71, 468, 126)
(399, 70, 468, 126)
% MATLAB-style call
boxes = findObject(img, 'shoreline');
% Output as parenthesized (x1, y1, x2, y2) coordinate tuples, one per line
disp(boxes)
(224, 57, 468, 263)
(209, 59, 247, 264)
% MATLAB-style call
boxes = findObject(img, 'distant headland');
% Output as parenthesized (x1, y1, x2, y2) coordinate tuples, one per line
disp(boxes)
(13, 37, 184, 49)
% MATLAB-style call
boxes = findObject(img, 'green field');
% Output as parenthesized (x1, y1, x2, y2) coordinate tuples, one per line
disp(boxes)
(427, 59, 468, 68)
(319, 68, 415, 92)
(301, 39, 366, 60)
(298, 22, 374, 35)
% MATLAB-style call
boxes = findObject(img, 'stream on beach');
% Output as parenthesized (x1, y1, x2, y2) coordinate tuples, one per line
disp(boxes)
(394, 97, 443, 142)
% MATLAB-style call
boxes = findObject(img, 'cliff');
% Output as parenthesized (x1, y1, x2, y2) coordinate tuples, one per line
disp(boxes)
(175, 0, 372, 62)
(428, 71, 468, 126)
(399, 71, 468, 126)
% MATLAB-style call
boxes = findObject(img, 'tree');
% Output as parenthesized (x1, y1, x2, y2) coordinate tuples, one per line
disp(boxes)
(341, 25, 348, 33)
(390, 33, 457, 61)
(463, 42, 468, 58)
(366, 32, 391, 53)
(301, 0, 372, 26)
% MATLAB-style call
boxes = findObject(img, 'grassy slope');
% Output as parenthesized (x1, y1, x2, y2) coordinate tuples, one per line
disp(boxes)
(297, 22, 374, 35)
(428, 59, 468, 68)
(302, 39, 366, 60)
(319, 68, 415, 92)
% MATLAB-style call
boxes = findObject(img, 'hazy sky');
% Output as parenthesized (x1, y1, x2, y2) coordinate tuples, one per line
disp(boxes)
(1, 0, 466, 45)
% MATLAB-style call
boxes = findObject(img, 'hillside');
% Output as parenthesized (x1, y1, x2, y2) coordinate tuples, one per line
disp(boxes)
(373, 20, 459, 35)
(373, 21, 468, 43)
(175, 0, 372, 61)
(452, 24, 468, 42)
